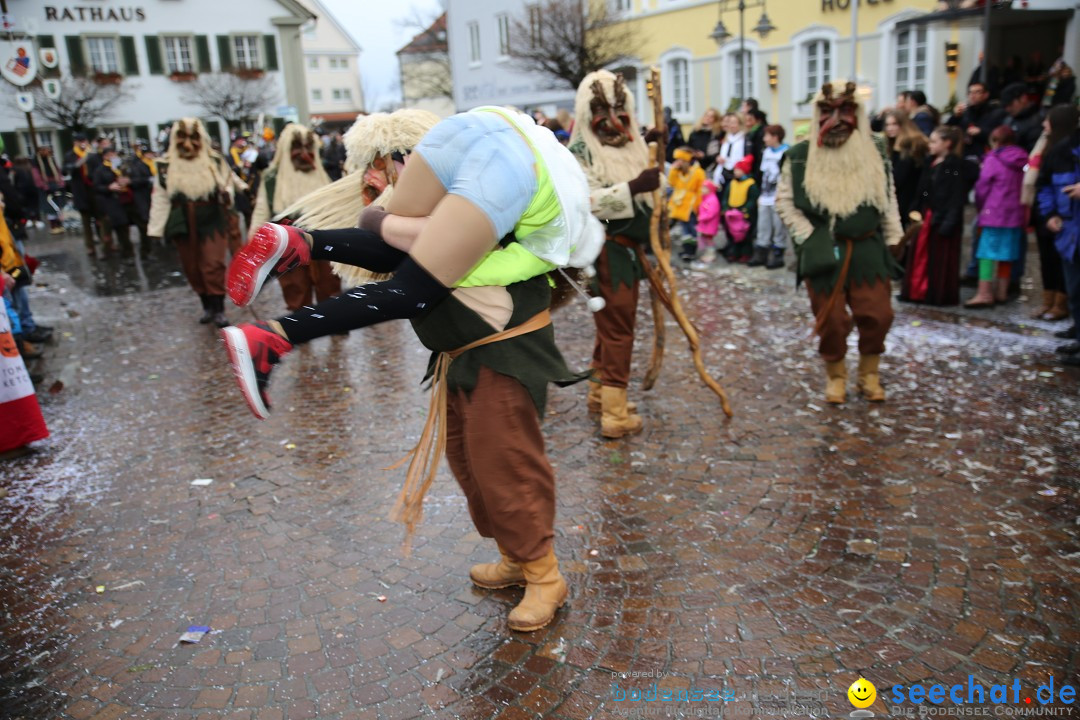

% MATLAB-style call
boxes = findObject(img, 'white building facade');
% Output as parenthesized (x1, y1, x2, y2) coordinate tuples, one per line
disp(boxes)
(446, 0, 575, 116)
(1, 0, 314, 155)
(298, 0, 364, 132)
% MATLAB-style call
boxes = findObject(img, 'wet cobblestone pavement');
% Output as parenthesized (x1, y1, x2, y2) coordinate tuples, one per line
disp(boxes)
(2, 232, 1078, 719)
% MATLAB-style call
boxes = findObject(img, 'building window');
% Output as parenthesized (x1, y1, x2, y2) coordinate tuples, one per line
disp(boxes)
(332, 88, 341, 100)
(86, 36, 120, 74)
(895, 26, 927, 93)
(528, 5, 542, 48)
(103, 126, 133, 153)
(308, 56, 319, 70)
(497, 14, 510, 57)
(732, 50, 754, 102)
(328, 57, 348, 71)
(611, 0, 631, 12)
(233, 35, 261, 70)
(667, 57, 690, 116)
(20, 131, 53, 155)
(468, 21, 481, 63)
(312, 88, 322, 102)
(803, 39, 831, 98)
(163, 36, 194, 74)
(332, 88, 352, 102)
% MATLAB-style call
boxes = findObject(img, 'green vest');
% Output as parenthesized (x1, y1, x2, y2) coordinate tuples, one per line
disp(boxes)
(158, 158, 229, 241)
(785, 139, 901, 293)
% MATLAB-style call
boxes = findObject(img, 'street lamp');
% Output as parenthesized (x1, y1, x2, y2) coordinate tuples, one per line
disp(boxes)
(709, 0, 776, 104)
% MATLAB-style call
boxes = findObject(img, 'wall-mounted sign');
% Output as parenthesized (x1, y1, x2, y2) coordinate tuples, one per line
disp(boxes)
(15, 91, 34, 112)
(43, 78, 61, 99)
(40, 47, 58, 69)
(822, 0, 893, 11)
(0, 41, 37, 87)
(44, 7, 146, 22)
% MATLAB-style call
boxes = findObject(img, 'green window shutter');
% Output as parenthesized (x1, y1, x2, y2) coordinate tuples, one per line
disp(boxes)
(217, 35, 234, 72)
(65, 36, 87, 77)
(144, 35, 163, 75)
(194, 36, 211, 73)
(0, 133, 17, 157)
(271, 117, 285, 136)
(120, 36, 139, 75)
(134, 125, 150, 144)
(263, 35, 278, 71)
(205, 121, 221, 146)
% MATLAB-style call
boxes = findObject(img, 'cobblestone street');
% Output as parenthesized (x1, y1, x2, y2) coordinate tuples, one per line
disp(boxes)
(2, 232, 1078, 719)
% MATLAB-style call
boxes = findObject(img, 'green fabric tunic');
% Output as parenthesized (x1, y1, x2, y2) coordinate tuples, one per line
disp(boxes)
(785, 140, 902, 294)
(410, 274, 588, 416)
(158, 159, 230, 241)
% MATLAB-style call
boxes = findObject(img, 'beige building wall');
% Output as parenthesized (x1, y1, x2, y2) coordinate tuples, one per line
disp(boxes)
(298, 0, 364, 122)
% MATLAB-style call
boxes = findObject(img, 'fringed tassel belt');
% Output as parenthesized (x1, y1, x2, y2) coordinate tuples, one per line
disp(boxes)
(387, 309, 552, 552)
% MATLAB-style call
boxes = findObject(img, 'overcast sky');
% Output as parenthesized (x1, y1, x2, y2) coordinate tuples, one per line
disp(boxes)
(318, 0, 446, 111)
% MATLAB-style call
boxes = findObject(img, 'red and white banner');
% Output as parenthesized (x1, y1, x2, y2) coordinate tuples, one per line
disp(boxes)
(0, 308, 48, 453)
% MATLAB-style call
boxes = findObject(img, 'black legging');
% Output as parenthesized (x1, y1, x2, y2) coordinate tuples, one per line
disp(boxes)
(279, 228, 448, 345)
(1033, 217, 1066, 293)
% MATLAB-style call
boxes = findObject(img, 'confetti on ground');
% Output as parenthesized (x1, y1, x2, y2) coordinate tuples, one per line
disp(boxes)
(191, 479, 213, 486)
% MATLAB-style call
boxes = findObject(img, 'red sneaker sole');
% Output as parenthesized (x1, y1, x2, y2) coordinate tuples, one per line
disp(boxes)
(227, 225, 287, 307)
(221, 327, 270, 420)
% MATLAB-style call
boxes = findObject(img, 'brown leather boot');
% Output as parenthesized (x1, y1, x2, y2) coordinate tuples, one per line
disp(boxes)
(600, 386, 643, 438)
(469, 546, 525, 589)
(856, 354, 885, 402)
(1031, 289, 1054, 319)
(825, 360, 847, 404)
(1043, 291, 1070, 321)
(507, 550, 567, 632)
(587, 380, 635, 413)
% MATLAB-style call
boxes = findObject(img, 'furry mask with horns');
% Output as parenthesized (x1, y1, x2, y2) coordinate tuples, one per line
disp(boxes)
(570, 70, 650, 187)
(804, 81, 888, 219)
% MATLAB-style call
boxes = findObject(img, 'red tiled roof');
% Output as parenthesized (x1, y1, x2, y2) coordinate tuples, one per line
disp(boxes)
(397, 13, 447, 55)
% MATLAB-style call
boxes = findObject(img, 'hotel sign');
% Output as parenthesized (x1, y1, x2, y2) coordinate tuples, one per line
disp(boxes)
(822, 0, 893, 10)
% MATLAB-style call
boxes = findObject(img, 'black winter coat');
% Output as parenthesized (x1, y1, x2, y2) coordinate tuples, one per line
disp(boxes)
(916, 155, 968, 237)
(63, 150, 101, 212)
(92, 163, 132, 228)
(125, 158, 153, 223)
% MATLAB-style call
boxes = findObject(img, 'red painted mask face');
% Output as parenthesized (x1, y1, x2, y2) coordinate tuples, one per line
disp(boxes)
(589, 75, 635, 148)
(290, 132, 316, 172)
(816, 83, 859, 148)
(174, 122, 203, 160)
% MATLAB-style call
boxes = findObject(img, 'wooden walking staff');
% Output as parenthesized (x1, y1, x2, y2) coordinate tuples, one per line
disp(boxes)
(644, 67, 733, 417)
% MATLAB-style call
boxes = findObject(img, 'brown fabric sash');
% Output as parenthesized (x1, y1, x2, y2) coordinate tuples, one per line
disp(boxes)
(388, 309, 552, 552)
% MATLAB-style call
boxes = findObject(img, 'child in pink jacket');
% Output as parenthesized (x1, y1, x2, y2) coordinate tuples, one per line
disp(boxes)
(693, 179, 721, 266)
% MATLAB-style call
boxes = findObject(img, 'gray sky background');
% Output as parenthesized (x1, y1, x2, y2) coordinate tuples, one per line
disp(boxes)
(318, 0, 446, 111)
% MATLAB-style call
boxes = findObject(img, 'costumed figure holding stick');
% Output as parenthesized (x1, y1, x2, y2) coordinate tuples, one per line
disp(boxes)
(775, 82, 904, 404)
(221, 107, 603, 632)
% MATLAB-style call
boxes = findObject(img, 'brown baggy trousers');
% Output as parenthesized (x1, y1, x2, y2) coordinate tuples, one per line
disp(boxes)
(591, 240, 640, 389)
(444, 366, 555, 563)
(806, 278, 894, 362)
(278, 260, 342, 311)
(172, 228, 227, 297)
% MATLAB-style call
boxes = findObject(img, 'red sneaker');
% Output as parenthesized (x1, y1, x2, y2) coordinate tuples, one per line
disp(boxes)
(227, 223, 311, 307)
(221, 322, 293, 420)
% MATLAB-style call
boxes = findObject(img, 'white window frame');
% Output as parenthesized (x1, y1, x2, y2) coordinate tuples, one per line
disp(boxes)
(341, 88, 352, 102)
(332, 88, 342, 101)
(468, 21, 481, 65)
(20, 131, 55, 156)
(660, 48, 694, 122)
(311, 88, 322, 103)
(894, 25, 928, 94)
(162, 35, 194, 74)
(85, 35, 120, 74)
(876, 10, 940, 112)
(232, 34, 261, 70)
(102, 126, 134, 154)
(720, 39, 758, 110)
(792, 27, 838, 113)
(528, 5, 542, 49)
(307, 56, 319, 70)
(497, 13, 511, 58)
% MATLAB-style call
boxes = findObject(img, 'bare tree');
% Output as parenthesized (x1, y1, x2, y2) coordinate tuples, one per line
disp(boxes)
(506, 0, 638, 90)
(28, 76, 136, 133)
(395, 10, 453, 103)
(179, 73, 280, 129)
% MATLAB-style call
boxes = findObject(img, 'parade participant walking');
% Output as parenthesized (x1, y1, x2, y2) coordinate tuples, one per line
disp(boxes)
(568, 70, 661, 438)
(63, 133, 103, 256)
(148, 118, 241, 327)
(92, 147, 137, 258)
(222, 106, 603, 632)
(777, 81, 904, 404)
(247, 124, 339, 311)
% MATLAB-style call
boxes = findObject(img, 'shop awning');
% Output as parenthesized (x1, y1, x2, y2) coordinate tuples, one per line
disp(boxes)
(896, 1, 1073, 29)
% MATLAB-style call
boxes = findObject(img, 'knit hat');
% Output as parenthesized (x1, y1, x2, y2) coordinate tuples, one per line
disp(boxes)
(673, 147, 694, 162)
(734, 155, 754, 175)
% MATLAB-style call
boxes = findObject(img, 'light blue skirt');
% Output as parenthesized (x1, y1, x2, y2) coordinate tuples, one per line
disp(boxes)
(976, 226, 1023, 262)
